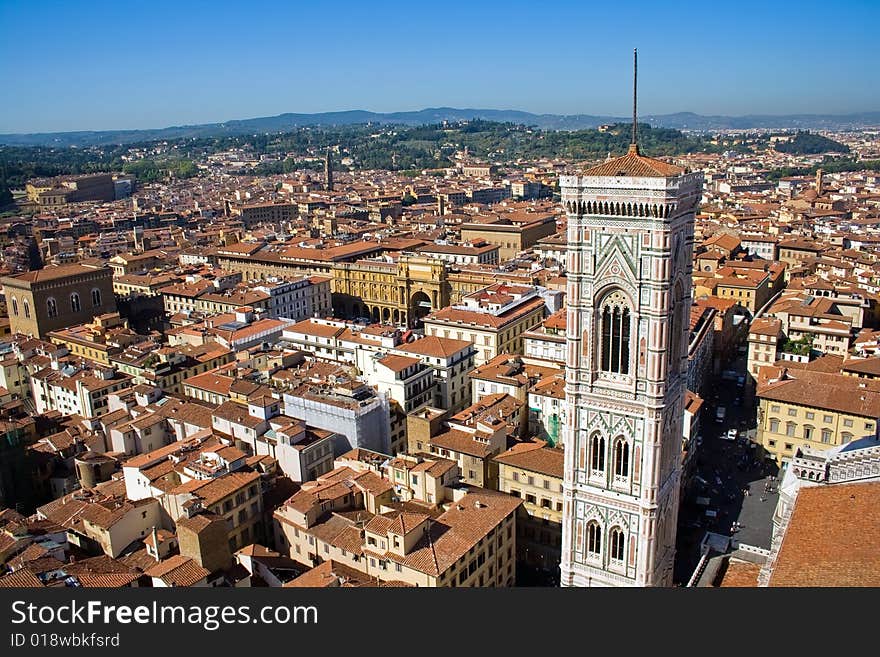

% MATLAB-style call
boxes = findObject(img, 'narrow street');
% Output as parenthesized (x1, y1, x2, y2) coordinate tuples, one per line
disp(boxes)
(673, 350, 780, 585)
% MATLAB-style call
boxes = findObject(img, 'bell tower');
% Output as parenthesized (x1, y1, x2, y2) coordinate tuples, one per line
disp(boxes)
(559, 50, 703, 586)
(325, 147, 334, 193)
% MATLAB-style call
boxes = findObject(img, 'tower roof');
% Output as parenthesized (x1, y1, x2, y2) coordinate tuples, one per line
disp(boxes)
(582, 144, 685, 178)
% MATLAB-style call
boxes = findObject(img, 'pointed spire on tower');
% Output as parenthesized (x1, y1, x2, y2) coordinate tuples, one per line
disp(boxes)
(630, 48, 639, 155)
(583, 49, 684, 178)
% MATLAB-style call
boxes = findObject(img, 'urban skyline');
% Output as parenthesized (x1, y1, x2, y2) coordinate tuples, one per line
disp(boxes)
(0, 0, 878, 598)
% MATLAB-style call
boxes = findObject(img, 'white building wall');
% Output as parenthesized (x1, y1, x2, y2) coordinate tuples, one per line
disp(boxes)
(282, 392, 390, 455)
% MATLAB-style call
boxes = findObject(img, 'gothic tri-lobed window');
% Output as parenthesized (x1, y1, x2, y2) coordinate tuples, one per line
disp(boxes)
(590, 434, 605, 472)
(587, 521, 602, 556)
(613, 438, 630, 478)
(609, 527, 625, 562)
(599, 291, 631, 375)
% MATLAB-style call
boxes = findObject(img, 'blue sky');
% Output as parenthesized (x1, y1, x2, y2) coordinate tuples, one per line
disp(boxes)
(1, 0, 878, 133)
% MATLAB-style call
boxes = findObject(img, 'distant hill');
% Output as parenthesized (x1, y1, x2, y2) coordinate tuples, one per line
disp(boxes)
(2, 107, 879, 147)
(774, 131, 850, 155)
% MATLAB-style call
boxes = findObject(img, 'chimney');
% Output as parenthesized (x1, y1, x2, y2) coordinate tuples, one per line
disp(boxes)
(151, 525, 160, 562)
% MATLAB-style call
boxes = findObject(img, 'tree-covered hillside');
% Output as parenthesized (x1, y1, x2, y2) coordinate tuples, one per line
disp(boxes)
(774, 131, 849, 155)
(0, 120, 719, 185)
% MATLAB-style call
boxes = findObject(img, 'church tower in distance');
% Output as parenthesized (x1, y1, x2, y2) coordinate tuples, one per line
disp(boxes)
(325, 147, 334, 192)
(559, 49, 703, 586)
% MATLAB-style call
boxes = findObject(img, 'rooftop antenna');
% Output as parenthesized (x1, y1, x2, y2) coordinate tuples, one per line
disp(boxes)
(630, 47, 639, 154)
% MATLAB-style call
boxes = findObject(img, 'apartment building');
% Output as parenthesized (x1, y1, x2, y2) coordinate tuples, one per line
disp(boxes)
(756, 365, 880, 465)
(281, 373, 391, 456)
(273, 465, 521, 587)
(356, 353, 434, 414)
(231, 201, 296, 227)
(522, 308, 566, 365)
(113, 273, 182, 299)
(31, 364, 133, 419)
(111, 342, 234, 395)
(282, 319, 476, 414)
(460, 214, 556, 261)
(494, 441, 564, 571)
(123, 437, 266, 552)
(406, 393, 520, 488)
(696, 266, 772, 314)
(422, 283, 546, 366)
(415, 241, 500, 266)
(527, 374, 566, 447)
(47, 313, 146, 366)
(36, 493, 163, 558)
(253, 276, 332, 320)
(395, 336, 475, 414)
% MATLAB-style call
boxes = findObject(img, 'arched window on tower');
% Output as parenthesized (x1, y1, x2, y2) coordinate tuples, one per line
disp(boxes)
(91, 288, 102, 308)
(23, 300, 30, 319)
(11, 298, 18, 316)
(613, 438, 630, 479)
(70, 293, 81, 313)
(590, 434, 605, 473)
(47, 297, 58, 318)
(587, 521, 602, 557)
(609, 527, 625, 562)
(599, 290, 631, 375)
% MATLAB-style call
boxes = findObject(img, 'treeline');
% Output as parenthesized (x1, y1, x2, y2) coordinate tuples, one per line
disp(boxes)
(766, 158, 880, 181)
(0, 143, 198, 188)
(774, 131, 850, 155)
(0, 145, 127, 188)
(184, 120, 717, 171)
(250, 158, 324, 176)
(301, 120, 716, 171)
(121, 158, 198, 182)
(0, 120, 721, 188)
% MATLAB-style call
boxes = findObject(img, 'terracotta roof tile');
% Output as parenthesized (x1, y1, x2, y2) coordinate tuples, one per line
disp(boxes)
(583, 145, 684, 178)
(716, 560, 761, 587)
(493, 441, 564, 478)
(769, 481, 880, 586)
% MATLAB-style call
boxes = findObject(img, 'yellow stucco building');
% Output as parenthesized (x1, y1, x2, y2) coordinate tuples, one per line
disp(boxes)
(756, 366, 880, 465)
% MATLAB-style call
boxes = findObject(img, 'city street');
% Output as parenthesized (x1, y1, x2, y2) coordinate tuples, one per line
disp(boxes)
(673, 350, 780, 585)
